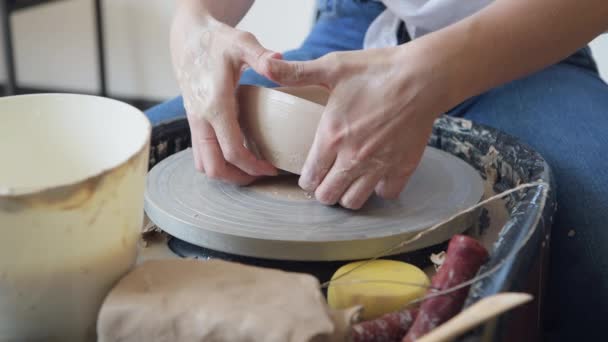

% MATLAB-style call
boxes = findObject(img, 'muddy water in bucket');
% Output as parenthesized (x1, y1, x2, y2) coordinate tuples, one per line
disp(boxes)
(0, 94, 150, 341)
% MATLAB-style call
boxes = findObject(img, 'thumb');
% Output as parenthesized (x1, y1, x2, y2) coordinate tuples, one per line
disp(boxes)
(237, 31, 282, 77)
(265, 58, 330, 87)
(235, 31, 331, 87)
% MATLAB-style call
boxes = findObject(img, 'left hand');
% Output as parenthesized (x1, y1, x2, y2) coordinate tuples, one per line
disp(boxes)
(265, 44, 454, 209)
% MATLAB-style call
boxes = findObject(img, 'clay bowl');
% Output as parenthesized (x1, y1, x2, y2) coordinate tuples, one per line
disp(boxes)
(237, 85, 329, 174)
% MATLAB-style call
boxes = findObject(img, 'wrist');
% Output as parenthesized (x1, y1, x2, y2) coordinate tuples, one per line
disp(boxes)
(174, 1, 218, 31)
(392, 37, 463, 118)
(170, 5, 221, 68)
(394, 22, 482, 115)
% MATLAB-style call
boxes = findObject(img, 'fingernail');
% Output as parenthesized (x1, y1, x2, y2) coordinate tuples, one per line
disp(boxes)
(339, 198, 359, 210)
(298, 174, 315, 192)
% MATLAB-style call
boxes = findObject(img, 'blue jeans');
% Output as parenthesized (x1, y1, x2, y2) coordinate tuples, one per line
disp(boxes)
(146, 0, 608, 339)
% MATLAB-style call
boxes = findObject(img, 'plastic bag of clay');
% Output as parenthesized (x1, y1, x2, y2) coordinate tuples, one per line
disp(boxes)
(97, 259, 359, 342)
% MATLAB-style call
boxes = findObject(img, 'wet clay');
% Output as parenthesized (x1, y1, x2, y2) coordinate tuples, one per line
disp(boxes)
(237, 86, 326, 174)
(247, 175, 314, 201)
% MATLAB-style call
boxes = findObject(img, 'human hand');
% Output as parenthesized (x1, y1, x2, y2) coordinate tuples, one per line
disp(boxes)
(171, 18, 278, 185)
(265, 44, 454, 209)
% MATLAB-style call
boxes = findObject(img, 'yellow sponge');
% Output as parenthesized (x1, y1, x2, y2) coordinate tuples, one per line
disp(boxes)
(327, 259, 430, 320)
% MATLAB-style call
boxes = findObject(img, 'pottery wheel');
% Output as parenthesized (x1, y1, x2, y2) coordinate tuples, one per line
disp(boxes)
(145, 147, 484, 261)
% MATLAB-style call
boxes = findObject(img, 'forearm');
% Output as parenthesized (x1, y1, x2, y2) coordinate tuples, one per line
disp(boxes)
(414, 0, 608, 107)
(174, 0, 254, 27)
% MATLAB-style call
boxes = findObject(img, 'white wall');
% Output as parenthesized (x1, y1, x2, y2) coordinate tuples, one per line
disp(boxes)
(0, 0, 316, 100)
(0, 0, 606, 101)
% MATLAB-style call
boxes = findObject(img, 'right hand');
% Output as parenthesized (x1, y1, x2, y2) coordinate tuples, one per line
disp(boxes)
(172, 20, 279, 185)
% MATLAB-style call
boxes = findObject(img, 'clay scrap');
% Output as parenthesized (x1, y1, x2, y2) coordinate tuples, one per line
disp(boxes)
(97, 259, 359, 342)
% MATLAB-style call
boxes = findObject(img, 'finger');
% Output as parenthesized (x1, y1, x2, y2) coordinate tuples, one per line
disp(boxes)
(204, 155, 257, 186)
(266, 57, 331, 87)
(186, 115, 206, 172)
(236, 31, 282, 78)
(314, 156, 362, 206)
(209, 88, 278, 177)
(298, 118, 339, 192)
(198, 123, 257, 185)
(212, 114, 278, 177)
(340, 172, 384, 210)
(189, 113, 257, 185)
(374, 166, 415, 199)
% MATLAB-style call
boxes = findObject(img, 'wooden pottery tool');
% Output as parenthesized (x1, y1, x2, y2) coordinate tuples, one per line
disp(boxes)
(417, 292, 534, 342)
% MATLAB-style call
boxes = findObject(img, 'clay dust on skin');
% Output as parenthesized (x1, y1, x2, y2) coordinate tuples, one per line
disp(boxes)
(176, 26, 217, 121)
